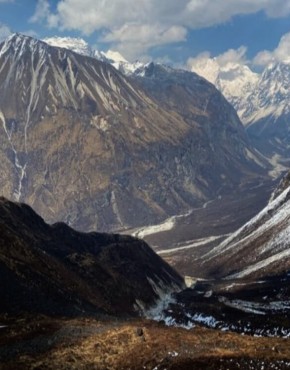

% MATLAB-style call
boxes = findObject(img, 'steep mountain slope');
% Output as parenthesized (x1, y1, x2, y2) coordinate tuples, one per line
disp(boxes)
(0, 197, 183, 316)
(130, 62, 268, 188)
(0, 34, 267, 231)
(0, 33, 189, 231)
(43, 37, 290, 162)
(196, 171, 290, 279)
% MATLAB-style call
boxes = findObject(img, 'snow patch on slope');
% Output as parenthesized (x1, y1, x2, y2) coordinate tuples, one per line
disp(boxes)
(132, 210, 192, 239)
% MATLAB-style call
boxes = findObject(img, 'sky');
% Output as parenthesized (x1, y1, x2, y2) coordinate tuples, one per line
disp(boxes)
(1, 0, 290, 71)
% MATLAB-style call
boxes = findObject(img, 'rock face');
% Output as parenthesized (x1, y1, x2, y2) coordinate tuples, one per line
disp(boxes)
(0, 34, 267, 232)
(132, 62, 268, 182)
(0, 197, 183, 316)
(197, 171, 290, 279)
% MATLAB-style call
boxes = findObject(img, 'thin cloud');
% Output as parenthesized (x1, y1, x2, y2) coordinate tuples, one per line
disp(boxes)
(102, 24, 187, 60)
(22, 30, 39, 38)
(0, 23, 12, 42)
(30, 0, 290, 60)
(216, 46, 248, 67)
(253, 32, 290, 66)
(29, 0, 58, 28)
(188, 31, 290, 78)
(187, 46, 248, 83)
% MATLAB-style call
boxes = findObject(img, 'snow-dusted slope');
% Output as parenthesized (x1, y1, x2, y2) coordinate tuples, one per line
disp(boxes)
(200, 172, 290, 279)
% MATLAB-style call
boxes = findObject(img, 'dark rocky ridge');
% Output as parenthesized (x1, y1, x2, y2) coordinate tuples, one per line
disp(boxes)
(0, 34, 268, 232)
(0, 197, 183, 317)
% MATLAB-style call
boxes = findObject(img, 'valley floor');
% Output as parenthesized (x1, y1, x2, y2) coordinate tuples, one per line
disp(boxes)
(129, 177, 278, 277)
(1, 316, 290, 369)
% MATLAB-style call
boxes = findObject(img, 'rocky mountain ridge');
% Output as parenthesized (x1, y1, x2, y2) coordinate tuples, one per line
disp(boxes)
(0, 33, 267, 232)
(42, 37, 290, 158)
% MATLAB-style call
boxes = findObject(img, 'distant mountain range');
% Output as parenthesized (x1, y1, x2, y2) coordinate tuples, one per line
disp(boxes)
(189, 57, 290, 161)
(0, 34, 267, 232)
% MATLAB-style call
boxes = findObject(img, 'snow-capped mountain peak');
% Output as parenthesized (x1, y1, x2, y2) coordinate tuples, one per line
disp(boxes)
(189, 58, 259, 103)
(41, 36, 145, 76)
(241, 61, 290, 127)
(189, 54, 290, 126)
(217, 63, 259, 97)
(101, 49, 128, 64)
(43, 36, 94, 57)
(190, 54, 290, 158)
(188, 57, 220, 85)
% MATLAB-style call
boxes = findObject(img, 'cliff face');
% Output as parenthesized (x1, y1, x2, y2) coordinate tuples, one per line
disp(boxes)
(0, 34, 267, 232)
(0, 197, 183, 316)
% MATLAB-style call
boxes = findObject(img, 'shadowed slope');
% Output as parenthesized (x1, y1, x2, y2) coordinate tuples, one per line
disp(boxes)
(0, 197, 183, 316)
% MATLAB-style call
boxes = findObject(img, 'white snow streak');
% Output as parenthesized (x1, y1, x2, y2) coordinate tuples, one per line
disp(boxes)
(0, 111, 26, 201)
(157, 235, 228, 255)
(228, 247, 290, 279)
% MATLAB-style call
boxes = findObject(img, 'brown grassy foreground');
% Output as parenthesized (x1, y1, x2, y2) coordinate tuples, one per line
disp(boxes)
(1, 316, 290, 369)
